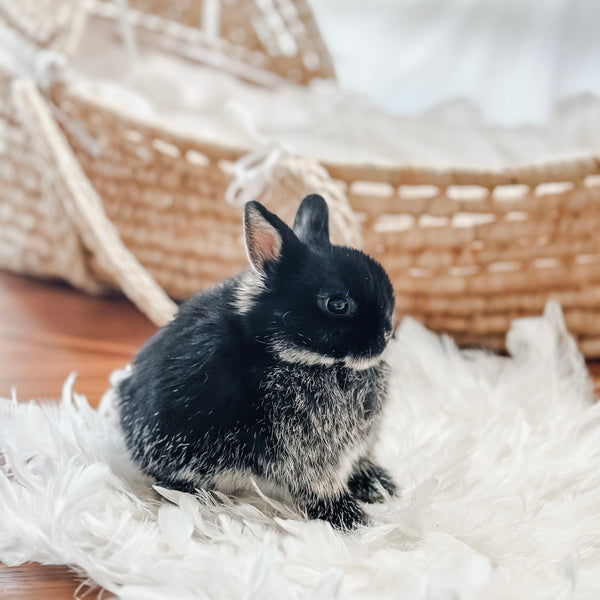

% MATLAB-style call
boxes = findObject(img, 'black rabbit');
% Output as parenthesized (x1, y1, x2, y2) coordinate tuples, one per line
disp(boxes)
(118, 194, 396, 530)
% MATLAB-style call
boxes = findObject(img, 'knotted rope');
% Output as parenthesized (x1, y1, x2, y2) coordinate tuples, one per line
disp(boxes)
(224, 102, 363, 248)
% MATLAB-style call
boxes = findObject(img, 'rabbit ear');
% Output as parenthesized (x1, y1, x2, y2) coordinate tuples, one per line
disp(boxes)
(293, 194, 330, 247)
(244, 201, 296, 274)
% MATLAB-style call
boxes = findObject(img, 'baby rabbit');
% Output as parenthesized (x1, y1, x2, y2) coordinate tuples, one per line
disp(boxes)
(118, 194, 396, 530)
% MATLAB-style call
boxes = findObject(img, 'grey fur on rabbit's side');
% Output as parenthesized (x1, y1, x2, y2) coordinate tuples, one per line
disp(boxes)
(118, 194, 397, 530)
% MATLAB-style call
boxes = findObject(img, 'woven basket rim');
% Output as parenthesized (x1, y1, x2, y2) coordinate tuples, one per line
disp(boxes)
(322, 154, 600, 188)
(61, 82, 600, 190)
(60, 83, 249, 159)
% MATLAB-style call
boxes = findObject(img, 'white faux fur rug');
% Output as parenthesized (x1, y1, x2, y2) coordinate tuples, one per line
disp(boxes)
(1, 302, 600, 599)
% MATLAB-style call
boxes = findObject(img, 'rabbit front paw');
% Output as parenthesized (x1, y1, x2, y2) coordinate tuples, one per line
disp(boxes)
(306, 492, 367, 530)
(348, 458, 397, 504)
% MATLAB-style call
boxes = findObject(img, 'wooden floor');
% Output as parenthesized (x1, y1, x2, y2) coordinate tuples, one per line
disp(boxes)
(0, 270, 599, 599)
(0, 271, 156, 599)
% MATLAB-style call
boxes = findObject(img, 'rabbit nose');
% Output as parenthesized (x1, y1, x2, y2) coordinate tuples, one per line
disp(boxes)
(384, 317, 393, 340)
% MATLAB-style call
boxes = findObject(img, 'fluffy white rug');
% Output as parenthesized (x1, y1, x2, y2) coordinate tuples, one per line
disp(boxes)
(1, 302, 600, 599)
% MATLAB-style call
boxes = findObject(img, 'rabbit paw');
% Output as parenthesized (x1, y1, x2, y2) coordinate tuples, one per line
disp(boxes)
(348, 458, 397, 503)
(306, 492, 367, 531)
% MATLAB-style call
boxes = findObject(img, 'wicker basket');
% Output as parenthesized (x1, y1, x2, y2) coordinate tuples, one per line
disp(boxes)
(2, 0, 600, 356)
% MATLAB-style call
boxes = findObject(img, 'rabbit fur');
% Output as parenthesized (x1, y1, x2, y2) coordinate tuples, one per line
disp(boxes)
(117, 194, 396, 529)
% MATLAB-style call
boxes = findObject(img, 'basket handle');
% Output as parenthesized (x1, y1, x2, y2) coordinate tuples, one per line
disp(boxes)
(13, 78, 178, 327)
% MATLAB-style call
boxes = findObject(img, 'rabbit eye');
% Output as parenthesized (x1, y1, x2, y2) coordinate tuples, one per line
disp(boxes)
(327, 297, 348, 314)
(319, 294, 356, 317)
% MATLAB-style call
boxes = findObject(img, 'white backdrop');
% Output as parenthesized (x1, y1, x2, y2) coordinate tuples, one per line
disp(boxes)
(310, 0, 600, 126)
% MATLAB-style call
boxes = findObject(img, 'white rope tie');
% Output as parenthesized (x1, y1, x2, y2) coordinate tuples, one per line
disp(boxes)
(224, 101, 292, 205)
(33, 49, 67, 90)
(35, 51, 102, 157)
(0, 15, 102, 157)
(0, 17, 67, 89)
(225, 141, 289, 206)
(223, 102, 363, 248)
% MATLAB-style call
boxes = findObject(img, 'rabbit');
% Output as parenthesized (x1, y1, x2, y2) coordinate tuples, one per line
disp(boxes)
(117, 194, 397, 530)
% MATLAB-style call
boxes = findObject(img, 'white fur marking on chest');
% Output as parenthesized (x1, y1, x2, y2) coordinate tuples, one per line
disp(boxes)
(343, 355, 384, 371)
(272, 341, 336, 367)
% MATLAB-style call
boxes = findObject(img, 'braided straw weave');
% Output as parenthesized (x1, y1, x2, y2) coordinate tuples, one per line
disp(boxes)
(91, 0, 335, 85)
(2, 0, 600, 355)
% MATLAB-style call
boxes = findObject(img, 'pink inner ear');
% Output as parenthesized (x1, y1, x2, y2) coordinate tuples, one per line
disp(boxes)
(255, 227, 281, 262)
(247, 217, 282, 271)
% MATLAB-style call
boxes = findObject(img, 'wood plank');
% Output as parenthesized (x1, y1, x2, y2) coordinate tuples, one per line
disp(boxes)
(0, 271, 156, 599)
(0, 272, 157, 405)
(0, 563, 110, 600)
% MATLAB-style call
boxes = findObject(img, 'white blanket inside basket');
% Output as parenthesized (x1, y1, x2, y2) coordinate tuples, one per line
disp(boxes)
(1, 303, 600, 599)
(311, 0, 600, 126)
(68, 16, 600, 171)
